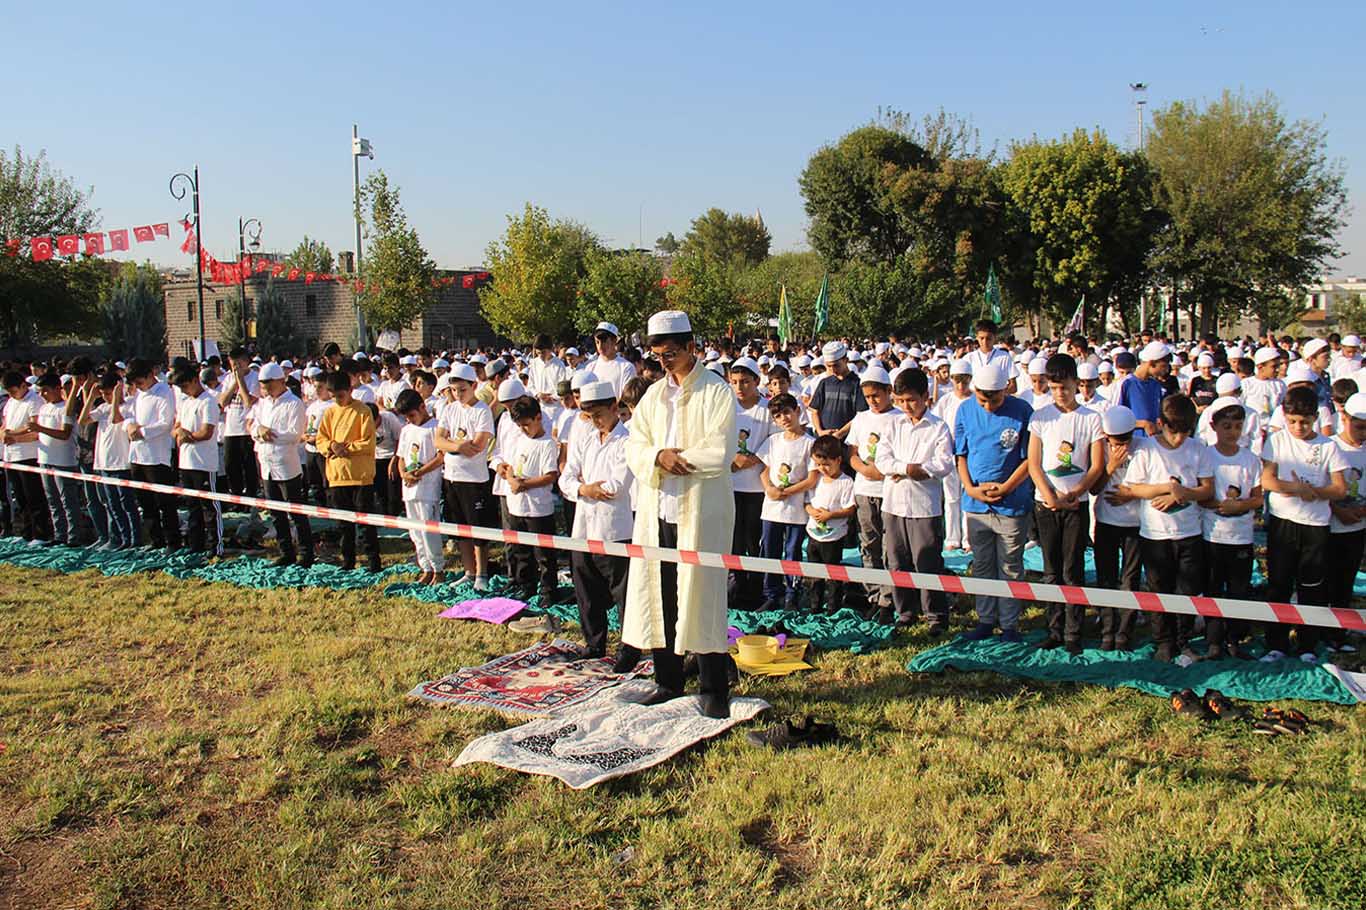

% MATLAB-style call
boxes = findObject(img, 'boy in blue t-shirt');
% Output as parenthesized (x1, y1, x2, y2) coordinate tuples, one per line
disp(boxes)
(1119, 342, 1173, 437)
(953, 362, 1034, 641)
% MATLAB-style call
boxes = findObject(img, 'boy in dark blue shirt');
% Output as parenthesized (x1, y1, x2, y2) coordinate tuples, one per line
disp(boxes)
(1119, 342, 1173, 437)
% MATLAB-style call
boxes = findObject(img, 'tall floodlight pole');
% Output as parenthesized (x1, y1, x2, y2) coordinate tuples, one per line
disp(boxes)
(352, 125, 375, 347)
(1130, 83, 1149, 330)
(170, 167, 205, 353)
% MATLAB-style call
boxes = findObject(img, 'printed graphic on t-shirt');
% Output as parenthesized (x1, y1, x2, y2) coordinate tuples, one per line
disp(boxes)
(1047, 440, 1081, 476)
(456, 427, 468, 441)
(1167, 475, 1191, 512)
(865, 433, 880, 460)
(999, 427, 1019, 450)
(777, 463, 792, 486)
(406, 442, 422, 473)
(1346, 466, 1363, 503)
(738, 428, 750, 454)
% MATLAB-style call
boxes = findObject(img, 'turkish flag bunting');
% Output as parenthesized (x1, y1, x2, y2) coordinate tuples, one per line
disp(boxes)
(476, 271, 490, 280)
(462, 275, 474, 288)
(31, 236, 54, 261)
(305, 272, 316, 284)
(57, 235, 80, 256)
(288, 268, 300, 281)
(133, 226, 155, 243)
(180, 231, 197, 255)
(152, 223, 170, 238)
(108, 229, 129, 251)
(271, 264, 284, 277)
(84, 233, 105, 255)
(4, 239, 20, 257)
(256, 260, 270, 273)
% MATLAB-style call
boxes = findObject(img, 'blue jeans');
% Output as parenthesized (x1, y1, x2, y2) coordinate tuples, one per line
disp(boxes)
(760, 519, 806, 601)
(41, 469, 83, 545)
(99, 469, 141, 547)
(76, 463, 108, 542)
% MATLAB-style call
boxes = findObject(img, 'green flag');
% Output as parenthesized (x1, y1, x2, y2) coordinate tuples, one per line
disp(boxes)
(984, 263, 1002, 323)
(777, 284, 791, 347)
(812, 273, 829, 336)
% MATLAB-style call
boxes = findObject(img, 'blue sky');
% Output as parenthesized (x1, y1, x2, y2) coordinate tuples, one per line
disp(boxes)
(7, 1, 1364, 275)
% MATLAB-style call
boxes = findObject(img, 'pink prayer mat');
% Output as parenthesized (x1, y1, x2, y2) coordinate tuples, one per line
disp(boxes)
(438, 597, 528, 624)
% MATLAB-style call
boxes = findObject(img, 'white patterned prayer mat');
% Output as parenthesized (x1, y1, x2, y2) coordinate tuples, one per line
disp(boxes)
(453, 695, 770, 788)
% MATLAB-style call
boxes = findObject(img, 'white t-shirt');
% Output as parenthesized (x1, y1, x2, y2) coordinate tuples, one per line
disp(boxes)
(352, 382, 377, 405)
(35, 400, 77, 467)
(90, 402, 134, 471)
(1201, 445, 1261, 545)
(1197, 403, 1265, 457)
(1095, 437, 1143, 528)
(220, 370, 259, 437)
(847, 406, 902, 498)
(1330, 434, 1366, 534)
(378, 377, 411, 409)
(1267, 402, 1334, 438)
(176, 390, 221, 473)
(129, 382, 177, 467)
(1028, 404, 1102, 501)
(3, 391, 41, 462)
(757, 431, 814, 524)
(506, 432, 560, 518)
(439, 400, 495, 483)
(304, 399, 332, 454)
(1242, 377, 1285, 419)
(733, 400, 777, 495)
(1265, 430, 1348, 527)
(806, 474, 855, 544)
(1128, 437, 1211, 540)
(398, 418, 442, 502)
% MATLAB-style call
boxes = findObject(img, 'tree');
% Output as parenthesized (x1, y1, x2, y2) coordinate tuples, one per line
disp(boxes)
(733, 251, 827, 340)
(281, 235, 335, 274)
(577, 249, 666, 339)
(654, 231, 681, 254)
(663, 249, 745, 338)
(101, 263, 165, 362)
(679, 208, 771, 267)
(480, 203, 600, 341)
(1146, 90, 1349, 335)
(833, 256, 945, 339)
(220, 288, 246, 352)
(356, 171, 438, 333)
(1332, 293, 1366, 336)
(252, 279, 301, 358)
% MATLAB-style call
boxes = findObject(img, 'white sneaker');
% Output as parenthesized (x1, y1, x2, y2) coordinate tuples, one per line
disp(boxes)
(1173, 653, 1196, 668)
(472, 576, 490, 593)
(1338, 642, 1358, 653)
(1259, 649, 1287, 663)
(1299, 652, 1319, 664)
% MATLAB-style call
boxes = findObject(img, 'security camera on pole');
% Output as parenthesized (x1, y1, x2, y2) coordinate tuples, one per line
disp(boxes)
(352, 126, 375, 348)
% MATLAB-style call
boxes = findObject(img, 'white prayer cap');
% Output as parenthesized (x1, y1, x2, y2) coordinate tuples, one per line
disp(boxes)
(593, 321, 620, 338)
(259, 362, 286, 381)
(909, 346, 924, 358)
(1028, 356, 1048, 376)
(1102, 405, 1137, 435)
(822, 341, 848, 363)
(706, 361, 726, 375)
(578, 380, 616, 404)
(59, 373, 73, 385)
(1139, 341, 1172, 362)
(1014, 350, 1032, 364)
(730, 356, 761, 377)
(1077, 362, 1099, 380)
(1253, 347, 1281, 365)
(449, 363, 477, 383)
(1197, 353, 1214, 367)
(875, 341, 891, 355)
(756, 355, 771, 368)
(704, 349, 720, 362)
(281, 359, 294, 369)
(289, 370, 303, 381)
(849, 350, 865, 363)
(115, 361, 127, 370)
(950, 358, 973, 376)
(1343, 335, 1362, 348)
(303, 366, 323, 378)
(248, 363, 259, 372)
(647, 310, 691, 336)
(1286, 362, 1315, 385)
(1215, 373, 1241, 395)
(399, 354, 418, 366)
(926, 358, 946, 370)
(1227, 346, 1244, 360)
(1207, 396, 1244, 418)
(972, 361, 1010, 392)
(353, 351, 369, 361)
(570, 370, 599, 390)
(1098, 361, 1114, 374)
(1302, 337, 1330, 358)
(859, 364, 892, 386)
(1344, 392, 1366, 419)
(565, 346, 580, 357)
(485, 357, 508, 376)
(469, 353, 489, 365)
(433, 358, 451, 369)
(497, 378, 527, 402)
(792, 354, 812, 368)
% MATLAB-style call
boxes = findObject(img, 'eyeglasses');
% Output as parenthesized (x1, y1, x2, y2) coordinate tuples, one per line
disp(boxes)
(653, 347, 685, 362)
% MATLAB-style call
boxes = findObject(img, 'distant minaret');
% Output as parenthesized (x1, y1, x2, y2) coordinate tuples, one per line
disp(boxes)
(754, 208, 766, 232)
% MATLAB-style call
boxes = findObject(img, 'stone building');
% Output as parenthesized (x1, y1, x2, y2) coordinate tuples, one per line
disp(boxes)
(163, 270, 499, 360)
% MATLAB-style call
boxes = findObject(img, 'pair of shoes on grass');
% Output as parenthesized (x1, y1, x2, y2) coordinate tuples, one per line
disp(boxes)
(1169, 688, 1252, 722)
(1252, 706, 1313, 736)
(746, 715, 841, 750)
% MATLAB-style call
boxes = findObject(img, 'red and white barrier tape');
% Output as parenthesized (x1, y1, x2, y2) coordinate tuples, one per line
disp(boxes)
(3, 460, 1364, 632)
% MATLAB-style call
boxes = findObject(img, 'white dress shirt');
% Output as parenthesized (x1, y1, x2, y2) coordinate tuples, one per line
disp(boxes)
(589, 355, 637, 399)
(527, 355, 571, 398)
(561, 420, 634, 542)
(874, 411, 954, 518)
(253, 390, 306, 481)
(130, 382, 176, 466)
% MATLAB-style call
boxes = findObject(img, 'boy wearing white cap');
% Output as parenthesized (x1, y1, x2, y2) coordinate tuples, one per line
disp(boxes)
(1090, 405, 1143, 649)
(435, 363, 496, 591)
(303, 375, 333, 506)
(848, 364, 900, 615)
(965, 319, 1015, 387)
(808, 341, 866, 439)
(393, 389, 445, 584)
(1187, 353, 1218, 412)
(728, 357, 775, 607)
(1301, 337, 1333, 408)
(1243, 348, 1286, 419)
(1331, 335, 1362, 381)
(501, 397, 561, 602)
(170, 365, 223, 556)
(1025, 357, 1052, 411)
(1325, 392, 1366, 651)
(931, 359, 974, 551)
(1120, 342, 1173, 437)
(588, 322, 637, 398)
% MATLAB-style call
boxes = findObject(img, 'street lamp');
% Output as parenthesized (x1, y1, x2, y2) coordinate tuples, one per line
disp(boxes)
(238, 217, 262, 348)
(169, 167, 205, 356)
(351, 125, 375, 347)
(1129, 82, 1149, 152)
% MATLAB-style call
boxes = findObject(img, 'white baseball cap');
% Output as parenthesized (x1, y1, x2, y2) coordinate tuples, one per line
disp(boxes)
(972, 361, 1010, 392)
(259, 362, 286, 381)
(859, 364, 892, 386)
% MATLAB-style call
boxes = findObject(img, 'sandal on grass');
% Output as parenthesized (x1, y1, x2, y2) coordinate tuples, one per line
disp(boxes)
(1203, 689, 1245, 720)
(1259, 707, 1309, 736)
(1252, 720, 1281, 736)
(1169, 689, 1209, 718)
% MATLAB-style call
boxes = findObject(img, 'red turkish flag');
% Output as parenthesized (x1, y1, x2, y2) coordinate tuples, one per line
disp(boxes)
(108, 229, 129, 251)
(31, 236, 54, 261)
(477, 271, 490, 280)
(180, 231, 198, 255)
(287, 268, 300, 281)
(152, 222, 170, 238)
(133, 225, 155, 243)
(353, 279, 364, 293)
(271, 263, 284, 277)
(305, 272, 316, 285)
(256, 260, 269, 273)
(57, 234, 80, 256)
(4, 238, 20, 257)
(84, 233, 106, 255)
(462, 275, 474, 288)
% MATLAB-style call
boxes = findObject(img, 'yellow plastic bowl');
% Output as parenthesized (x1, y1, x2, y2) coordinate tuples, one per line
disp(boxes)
(736, 634, 779, 665)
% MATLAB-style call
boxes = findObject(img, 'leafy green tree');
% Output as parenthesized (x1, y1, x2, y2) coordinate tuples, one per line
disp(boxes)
(679, 208, 771, 267)
(252, 279, 301, 358)
(1331, 293, 1366, 336)
(102, 264, 165, 361)
(663, 249, 745, 338)
(734, 251, 827, 340)
(282, 235, 335, 274)
(220, 288, 246, 351)
(356, 171, 438, 333)
(655, 231, 680, 254)
(833, 256, 946, 339)
(480, 203, 600, 341)
(1146, 90, 1349, 335)
(578, 249, 666, 338)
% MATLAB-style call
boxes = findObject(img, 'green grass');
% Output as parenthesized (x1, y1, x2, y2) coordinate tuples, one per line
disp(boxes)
(1, 558, 1364, 910)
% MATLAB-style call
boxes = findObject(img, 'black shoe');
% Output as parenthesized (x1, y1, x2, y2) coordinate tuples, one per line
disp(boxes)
(641, 685, 684, 706)
(1114, 637, 1132, 651)
(699, 693, 730, 719)
(299, 553, 315, 569)
(746, 716, 840, 750)
(758, 598, 781, 612)
(366, 556, 382, 573)
(682, 654, 699, 680)
(273, 554, 296, 569)
(1100, 636, 1116, 651)
(927, 621, 948, 639)
(1065, 640, 1083, 655)
(611, 647, 642, 675)
(875, 608, 894, 626)
(1040, 635, 1065, 650)
(339, 559, 356, 571)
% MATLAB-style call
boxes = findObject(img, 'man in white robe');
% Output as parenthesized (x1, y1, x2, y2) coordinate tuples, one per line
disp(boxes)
(622, 310, 737, 718)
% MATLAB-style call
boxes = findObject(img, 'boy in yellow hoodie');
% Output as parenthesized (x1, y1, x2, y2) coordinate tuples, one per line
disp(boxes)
(316, 371, 380, 571)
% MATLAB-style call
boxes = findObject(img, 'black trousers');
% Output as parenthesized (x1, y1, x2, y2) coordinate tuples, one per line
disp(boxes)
(373, 457, 400, 516)
(328, 485, 378, 567)
(1265, 516, 1327, 655)
(1093, 519, 1142, 643)
(223, 435, 258, 498)
(1325, 530, 1366, 646)
(727, 491, 764, 606)
(1139, 535, 1202, 650)
(306, 452, 328, 507)
(1205, 540, 1253, 651)
(562, 499, 577, 538)
(6, 459, 50, 541)
(0, 467, 9, 534)
(572, 547, 629, 656)
(1036, 505, 1088, 642)
(806, 536, 847, 613)
(131, 462, 181, 549)
(266, 474, 313, 560)
(653, 520, 730, 698)
(507, 513, 557, 596)
(179, 468, 222, 554)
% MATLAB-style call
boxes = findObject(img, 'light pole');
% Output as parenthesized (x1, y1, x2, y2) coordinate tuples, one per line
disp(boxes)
(238, 217, 262, 348)
(351, 125, 374, 347)
(1129, 82, 1149, 153)
(169, 167, 205, 355)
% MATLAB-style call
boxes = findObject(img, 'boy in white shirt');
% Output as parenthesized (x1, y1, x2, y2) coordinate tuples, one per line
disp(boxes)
(805, 433, 857, 614)
(501, 397, 561, 602)
(435, 364, 496, 590)
(874, 368, 955, 632)
(1118, 394, 1213, 663)
(3, 371, 51, 542)
(303, 378, 333, 507)
(757, 393, 818, 611)
(30, 373, 82, 546)
(171, 365, 223, 555)
(1260, 385, 1349, 662)
(1090, 405, 1143, 650)
(394, 389, 445, 585)
(729, 357, 775, 608)
(1326, 391, 1366, 652)
(78, 373, 141, 549)
(1027, 354, 1104, 652)
(849, 364, 901, 615)
(1197, 398, 1263, 659)
(931, 359, 974, 551)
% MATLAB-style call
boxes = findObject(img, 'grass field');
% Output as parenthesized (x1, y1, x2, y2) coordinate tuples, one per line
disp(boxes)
(2, 552, 1364, 910)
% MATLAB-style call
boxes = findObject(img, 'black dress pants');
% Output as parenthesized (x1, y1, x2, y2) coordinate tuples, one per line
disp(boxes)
(7, 460, 50, 541)
(1205, 540, 1253, 651)
(1139, 535, 1202, 651)
(328, 485, 378, 568)
(572, 546, 629, 656)
(223, 435, 259, 498)
(507, 513, 557, 597)
(1036, 505, 1087, 642)
(727, 491, 764, 606)
(179, 468, 222, 554)
(131, 462, 181, 549)
(1265, 516, 1328, 655)
(1093, 519, 1142, 644)
(266, 474, 314, 560)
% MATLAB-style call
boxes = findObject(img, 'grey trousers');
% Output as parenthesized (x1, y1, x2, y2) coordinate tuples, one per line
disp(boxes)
(855, 495, 892, 610)
(965, 511, 1031, 631)
(883, 514, 947, 622)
